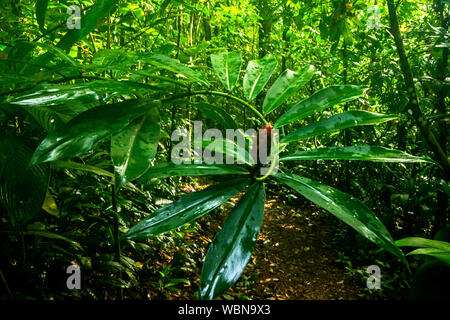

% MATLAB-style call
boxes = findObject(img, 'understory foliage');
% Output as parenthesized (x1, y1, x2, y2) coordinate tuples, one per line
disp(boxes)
(0, 0, 448, 300)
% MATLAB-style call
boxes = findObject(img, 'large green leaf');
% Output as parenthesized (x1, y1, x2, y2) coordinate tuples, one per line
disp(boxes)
(125, 178, 250, 239)
(396, 237, 450, 251)
(36, 0, 49, 33)
(200, 183, 265, 300)
(263, 65, 316, 115)
(281, 146, 436, 164)
(111, 106, 160, 190)
(405, 248, 450, 266)
(30, 99, 161, 165)
(274, 85, 367, 128)
(7, 83, 100, 131)
(7, 84, 99, 108)
(0, 136, 50, 227)
(275, 173, 406, 262)
(281, 111, 397, 143)
(57, 0, 120, 51)
(210, 51, 242, 92)
(204, 137, 255, 165)
(195, 102, 238, 129)
(138, 163, 248, 181)
(138, 53, 208, 85)
(243, 55, 277, 101)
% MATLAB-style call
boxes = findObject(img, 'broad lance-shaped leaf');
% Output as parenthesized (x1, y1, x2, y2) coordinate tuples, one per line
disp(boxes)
(243, 55, 277, 101)
(396, 236, 450, 266)
(204, 138, 255, 165)
(30, 99, 161, 165)
(0, 136, 49, 227)
(138, 163, 248, 181)
(404, 248, 450, 266)
(281, 146, 437, 164)
(281, 111, 397, 143)
(7, 84, 99, 108)
(210, 51, 242, 91)
(395, 237, 450, 251)
(274, 173, 406, 263)
(263, 65, 316, 115)
(111, 106, 160, 190)
(36, 0, 49, 33)
(200, 183, 265, 300)
(194, 102, 237, 129)
(274, 85, 367, 128)
(125, 178, 250, 239)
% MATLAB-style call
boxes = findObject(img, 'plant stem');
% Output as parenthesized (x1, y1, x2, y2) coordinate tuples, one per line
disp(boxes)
(0, 269, 12, 297)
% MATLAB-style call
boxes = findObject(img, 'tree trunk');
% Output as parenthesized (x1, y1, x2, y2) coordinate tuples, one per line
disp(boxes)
(387, 0, 450, 179)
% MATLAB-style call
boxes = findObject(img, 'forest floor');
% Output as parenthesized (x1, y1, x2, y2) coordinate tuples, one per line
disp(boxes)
(169, 180, 374, 300)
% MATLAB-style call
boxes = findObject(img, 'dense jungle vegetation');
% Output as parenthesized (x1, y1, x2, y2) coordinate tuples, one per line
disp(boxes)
(0, 0, 449, 301)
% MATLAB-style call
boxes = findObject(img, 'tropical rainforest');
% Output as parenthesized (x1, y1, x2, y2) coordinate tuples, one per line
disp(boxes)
(0, 0, 449, 301)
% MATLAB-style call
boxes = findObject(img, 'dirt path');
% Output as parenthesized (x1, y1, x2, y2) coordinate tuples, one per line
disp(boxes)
(166, 181, 370, 300)
(208, 189, 368, 300)
(239, 194, 367, 299)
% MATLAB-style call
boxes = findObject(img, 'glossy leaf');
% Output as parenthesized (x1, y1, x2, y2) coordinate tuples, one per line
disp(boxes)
(263, 65, 315, 115)
(30, 99, 161, 165)
(406, 248, 450, 265)
(243, 55, 277, 101)
(125, 178, 250, 239)
(7, 84, 99, 108)
(210, 51, 242, 91)
(204, 137, 255, 165)
(281, 111, 397, 143)
(274, 85, 367, 128)
(281, 146, 436, 164)
(111, 107, 160, 190)
(395, 237, 450, 251)
(195, 102, 238, 129)
(275, 173, 406, 262)
(138, 163, 248, 181)
(200, 183, 265, 300)
(0, 136, 49, 227)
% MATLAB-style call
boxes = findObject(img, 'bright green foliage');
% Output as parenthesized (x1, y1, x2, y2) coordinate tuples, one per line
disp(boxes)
(243, 55, 277, 101)
(210, 51, 242, 92)
(281, 146, 437, 164)
(281, 111, 398, 143)
(275, 85, 367, 128)
(263, 65, 316, 115)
